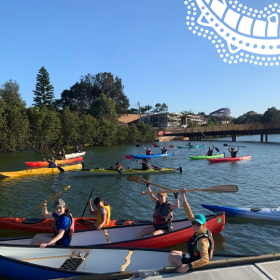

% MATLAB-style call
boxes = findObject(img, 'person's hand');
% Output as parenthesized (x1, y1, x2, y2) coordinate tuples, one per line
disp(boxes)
(146, 181, 151, 187)
(176, 264, 190, 273)
(180, 188, 187, 194)
(40, 243, 48, 249)
(97, 225, 102, 230)
(88, 198, 92, 203)
(42, 200, 47, 207)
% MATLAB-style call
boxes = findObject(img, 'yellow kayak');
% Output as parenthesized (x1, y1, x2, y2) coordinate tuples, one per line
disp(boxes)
(0, 164, 82, 178)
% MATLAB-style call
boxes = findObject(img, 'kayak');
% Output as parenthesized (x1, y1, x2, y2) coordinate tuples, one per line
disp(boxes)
(207, 155, 251, 163)
(0, 217, 135, 233)
(64, 152, 86, 159)
(0, 213, 225, 249)
(25, 157, 83, 167)
(189, 154, 225, 160)
(130, 153, 173, 159)
(70, 167, 182, 176)
(177, 145, 204, 148)
(202, 204, 280, 221)
(0, 164, 82, 178)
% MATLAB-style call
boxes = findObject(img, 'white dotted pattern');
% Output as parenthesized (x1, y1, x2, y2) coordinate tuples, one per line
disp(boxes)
(185, 0, 280, 66)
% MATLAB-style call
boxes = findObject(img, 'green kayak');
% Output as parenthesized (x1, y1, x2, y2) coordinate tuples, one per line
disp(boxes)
(189, 154, 225, 160)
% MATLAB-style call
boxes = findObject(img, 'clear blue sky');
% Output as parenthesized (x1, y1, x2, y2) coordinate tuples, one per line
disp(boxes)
(1, 0, 280, 118)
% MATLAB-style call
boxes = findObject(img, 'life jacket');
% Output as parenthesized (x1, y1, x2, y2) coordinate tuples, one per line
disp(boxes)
(231, 151, 238, 158)
(187, 229, 214, 261)
(142, 163, 149, 170)
(153, 201, 173, 228)
(162, 149, 168, 154)
(96, 205, 111, 226)
(116, 165, 122, 170)
(49, 161, 56, 168)
(146, 151, 152, 155)
(207, 150, 213, 156)
(53, 213, 74, 241)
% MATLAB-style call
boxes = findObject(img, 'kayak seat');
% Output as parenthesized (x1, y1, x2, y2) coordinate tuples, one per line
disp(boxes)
(115, 220, 127, 225)
(60, 257, 84, 271)
(22, 218, 46, 224)
(250, 207, 261, 212)
(131, 220, 153, 225)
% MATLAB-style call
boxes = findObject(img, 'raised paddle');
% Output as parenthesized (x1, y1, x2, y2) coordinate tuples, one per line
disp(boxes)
(125, 155, 160, 169)
(30, 146, 65, 172)
(22, 185, 70, 219)
(201, 132, 220, 152)
(142, 185, 238, 195)
(136, 144, 140, 147)
(223, 144, 246, 148)
(66, 146, 74, 149)
(81, 188, 94, 217)
(127, 175, 172, 191)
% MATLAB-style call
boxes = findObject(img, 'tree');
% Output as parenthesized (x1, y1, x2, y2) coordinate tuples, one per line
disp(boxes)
(141, 105, 153, 113)
(127, 108, 139, 114)
(153, 103, 162, 113)
(180, 110, 194, 115)
(161, 103, 168, 112)
(0, 80, 26, 107)
(234, 111, 262, 124)
(33, 66, 55, 108)
(261, 107, 280, 123)
(209, 108, 231, 117)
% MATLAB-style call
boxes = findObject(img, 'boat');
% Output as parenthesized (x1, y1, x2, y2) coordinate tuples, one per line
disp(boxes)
(189, 154, 224, 160)
(207, 155, 251, 163)
(64, 152, 86, 159)
(202, 204, 280, 221)
(0, 164, 83, 178)
(0, 217, 136, 233)
(130, 153, 173, 159)
(177, 145, 204, 148)
(25, 157, 84, 167)
(70, 167, 182, 176)
(0, 213, 225, 249)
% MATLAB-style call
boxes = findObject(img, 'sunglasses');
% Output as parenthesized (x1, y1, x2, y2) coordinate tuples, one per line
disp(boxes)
(192, 221, 202, 226)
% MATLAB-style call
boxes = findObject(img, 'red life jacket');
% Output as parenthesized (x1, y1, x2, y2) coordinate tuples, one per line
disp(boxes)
(153, 201, 173, 228)
(53, 213, 74, 241)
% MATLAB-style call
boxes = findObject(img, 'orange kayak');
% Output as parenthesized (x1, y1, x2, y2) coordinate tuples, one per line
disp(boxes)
(0, 217, 136, 233)
(25, 157, 84, 167)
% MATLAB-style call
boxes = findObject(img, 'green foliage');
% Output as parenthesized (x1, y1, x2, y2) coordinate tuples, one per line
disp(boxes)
(261, 107, 280, 123)
(234, 111, 262, 124)
(203, 117, 220, 126)
(180, 110, 194, 115)
(79, 114, 100, 145)
(136, 121, 157, 142)
(141, 105, 153, 113)
(33, 67, 55, 109)
(0, 80, 26, 108)
(153, 103, 168, 113)
(127, 108, 139, 114)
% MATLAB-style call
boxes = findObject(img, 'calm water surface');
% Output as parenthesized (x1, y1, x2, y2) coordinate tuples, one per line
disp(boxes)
(1, 135, 280, 258)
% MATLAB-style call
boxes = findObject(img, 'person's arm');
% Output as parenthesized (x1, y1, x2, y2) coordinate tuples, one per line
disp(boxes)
(96, 208, 107, 230)
(88, 198, 97, 215)
(136, 160, 141, 164)
(62, 148, 65, 155)
(228, 146, 231, 152)
(142, 145, 146, 151)
(41, 156, 47, 162)
(41, 201, 54, 218)
(180, 188, 194, 222)
(53, 161, 57, 167)
(237, 146, 239, 153)
(40, 229, 66, 249)
(169, 192, 180, 210)
(146, 182, 158, 204)
(51, 149, 56, 155)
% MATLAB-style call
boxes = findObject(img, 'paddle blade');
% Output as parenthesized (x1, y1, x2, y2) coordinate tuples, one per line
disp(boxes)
(215, 147, 220, 152)
(83, 144, 89, 147)
(188, 185, 238, 193)
(67, 146, 74, 149)
(223, 144, 228, 146)
(127, 175, 147, 184)
(169, 145, 174, 148)
(136, 144, 140, 147)
(125, 155, 133, 160)
(152, 143, 157, 146)
(151, 165, 159, 169)
(57, 166, 65, 172)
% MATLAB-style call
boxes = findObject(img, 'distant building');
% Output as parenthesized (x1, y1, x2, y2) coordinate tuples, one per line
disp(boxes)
(181, 114, 208, 127)
(141, 112, 182, 128)
(215, 117, 231, 124)
(118, 114, 140, 125)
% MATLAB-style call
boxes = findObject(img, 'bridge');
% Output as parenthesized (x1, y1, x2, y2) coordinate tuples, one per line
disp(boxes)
(158, 123, 280, 142)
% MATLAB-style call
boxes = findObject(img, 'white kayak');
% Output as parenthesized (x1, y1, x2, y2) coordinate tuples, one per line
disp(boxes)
(202, 204, 280, 221)
(64, 152, 86, 159)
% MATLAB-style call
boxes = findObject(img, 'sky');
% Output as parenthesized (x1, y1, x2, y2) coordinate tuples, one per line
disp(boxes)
(1, 0, 280, 118)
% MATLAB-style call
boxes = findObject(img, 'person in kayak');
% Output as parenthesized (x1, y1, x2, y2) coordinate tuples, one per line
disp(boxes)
(159, 145, 168, 154)
(41, 156, 58, 168)
(228, 146, 239, 158)
(186, 142, 193, 146)
(134, 182, 180, 239)
(143, 145, 152, 155)
(168, 188, 214, 273)
(136, 158, 151, 170)
(87, 197, 111, 230)
(51, 148, 66, 160)
(206, 146, 215, 156)
(74, 145, 82, 153)
(30, 199, 74, 248)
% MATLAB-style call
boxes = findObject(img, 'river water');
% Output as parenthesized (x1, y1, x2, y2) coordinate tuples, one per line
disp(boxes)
(1, 135, 280, 258)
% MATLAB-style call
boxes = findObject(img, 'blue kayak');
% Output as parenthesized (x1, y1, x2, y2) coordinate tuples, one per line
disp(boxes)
(130, 153, 173, 159)
(202, 204, 280, 221)
(177, 145, 204, 148)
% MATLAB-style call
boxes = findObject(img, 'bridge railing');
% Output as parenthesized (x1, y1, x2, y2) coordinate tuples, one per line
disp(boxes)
(159, 123, 280, 134)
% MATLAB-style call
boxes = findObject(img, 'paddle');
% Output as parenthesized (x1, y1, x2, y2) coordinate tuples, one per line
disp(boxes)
(127, 175, 172, 191)
(81, 188, 94, 217)
(30, 147, 65, 172)
(83, 143, 89, 147)
(22, 186, 70, 219)
(136, 144, 140, 147)
(223, 144, 246, 148)
(66, 146, 74, 149)
(125, 155, 160, 169)
(201, 132, 220, 152)
(142, 184, 238, 195)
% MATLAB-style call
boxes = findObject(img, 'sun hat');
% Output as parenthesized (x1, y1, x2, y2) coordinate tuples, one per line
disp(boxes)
(193, 214, 206, 225)
(53, 199, 65, 208)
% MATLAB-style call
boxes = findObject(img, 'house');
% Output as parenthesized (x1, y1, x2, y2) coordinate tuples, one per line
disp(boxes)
(181, 114, 208, 126)
(141, 112, 182, 128)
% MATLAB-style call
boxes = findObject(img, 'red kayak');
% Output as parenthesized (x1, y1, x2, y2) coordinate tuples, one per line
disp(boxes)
(25, 157, 84, 167)
(0, 217, 134, 233)
(207, 155, 251, 163)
